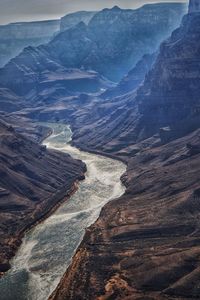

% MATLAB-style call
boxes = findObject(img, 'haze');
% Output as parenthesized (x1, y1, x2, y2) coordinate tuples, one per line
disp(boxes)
(0, 0, 186, 25)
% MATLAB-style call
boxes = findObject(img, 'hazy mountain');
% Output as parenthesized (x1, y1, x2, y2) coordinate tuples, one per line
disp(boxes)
(102, 52, 157, 99)
(60, 11, 96, 31)
(0, 2, 186, 98)
(0, 10, 97, 68)
(0, 20, 60, 67)
(70, 7, 200, 155)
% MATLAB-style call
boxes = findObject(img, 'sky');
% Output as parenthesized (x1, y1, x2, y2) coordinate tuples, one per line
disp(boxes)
(0, 0, 187, 25)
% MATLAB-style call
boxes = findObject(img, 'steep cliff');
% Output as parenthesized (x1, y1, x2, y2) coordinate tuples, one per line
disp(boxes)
(0, 20, 60, 67)
(189, 0, 200, 13)
(0, 2, 186, 96)
(102, 52, 157, 99)
(70, 9, 200, 156)
(49, 7, 200, 300)
(50, 129, 200, 300)
(86, 3, 186, 81)
(0, 120, 86, 274)
(135, 12, 200, 141)
(60, 11, 96, 31)
(0, 11, 97, 68)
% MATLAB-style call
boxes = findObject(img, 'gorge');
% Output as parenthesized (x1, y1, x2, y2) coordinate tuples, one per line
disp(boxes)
(0, 1, 200, 299)
(0, 123, 125, 300)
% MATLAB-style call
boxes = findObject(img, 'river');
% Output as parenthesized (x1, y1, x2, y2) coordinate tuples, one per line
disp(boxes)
(0, 123, 126, 300)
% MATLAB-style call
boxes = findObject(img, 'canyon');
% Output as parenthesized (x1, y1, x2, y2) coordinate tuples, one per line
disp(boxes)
(0, 2, 186, 99)
(0, 123, 125, 300)
(0, 11, 96, 68)
(49, 3, 200, 300)
(0, 1, 200, 299)
(0, 120, 86, 275)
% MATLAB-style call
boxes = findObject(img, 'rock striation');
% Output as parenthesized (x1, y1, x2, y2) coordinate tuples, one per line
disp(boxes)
(0, 2, 199, 298)
(50, 129, 200, 300)
(49, 7, 200, 300)
(0, 20, 60, 67)
(60, 11, 96, 32)
(135, 11, 200, 142)
(69, 7, 200, 155)
(0, 119, 86, 274)
(189, 0, 200, 13)
(0, 11, 98, 68)
(0, 3, 186, 91)
(102, 52, 157, 99)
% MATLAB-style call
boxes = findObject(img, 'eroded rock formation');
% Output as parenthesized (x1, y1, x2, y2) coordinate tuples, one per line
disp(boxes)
(49, 7, 200, 300)
(0, 120, 86, 274)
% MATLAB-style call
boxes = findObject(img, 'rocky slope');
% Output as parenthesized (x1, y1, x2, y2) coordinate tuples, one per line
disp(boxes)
(49, 5, 200, 300)
(60, 11, 96, 32)
(0, 20, 60, 67)
(86, 3, 186, 81)
(102, 52, 157, 100)
(0, 53, 111, 101)
(0, 11, 98, 68)
(0, 2, 186, 95)
(0, 2, 198, 299)
(50, 129, 200, 300)
(0, 120, 86, 274)
(189, 0, 200, 13)
(0, 88, 24, 113)
(69, 10, 200, 157)
(135, 12, 200, 142)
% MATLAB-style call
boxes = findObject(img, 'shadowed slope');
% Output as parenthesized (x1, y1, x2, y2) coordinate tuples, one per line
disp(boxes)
(0, 120, 86, 274)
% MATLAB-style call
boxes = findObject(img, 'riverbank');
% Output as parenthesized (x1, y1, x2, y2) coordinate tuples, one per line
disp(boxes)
(50, 128, 200, 300)
(0, 123, 126, 300)
(0, 122, 86, 277)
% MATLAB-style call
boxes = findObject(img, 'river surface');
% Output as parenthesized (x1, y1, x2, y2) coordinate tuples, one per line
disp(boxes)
(0, 123, 126, 300)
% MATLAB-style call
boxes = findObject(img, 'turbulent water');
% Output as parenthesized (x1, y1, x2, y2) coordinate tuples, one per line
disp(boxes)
(0, 123, 126, 300)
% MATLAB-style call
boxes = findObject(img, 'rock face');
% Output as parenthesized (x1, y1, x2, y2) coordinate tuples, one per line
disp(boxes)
(0, 11, 97, 68)
(189, 0, 200, 13)
(0, 119, 86, 274)
(60, 11, 96, 31)
(86, 3, 186, 81)
(0, 88, 24, 113)
(49, 9, 200, 300)
(0, 3, 199, 298)
(50, 129, 200, 300)
(135, 12, 200, 141)
(69, 10, 200, 156)
(0, 45, 112, 97)
(102, 52, 157, 99)
(0, 3, 186, 90)
(0, 20, 60, 67)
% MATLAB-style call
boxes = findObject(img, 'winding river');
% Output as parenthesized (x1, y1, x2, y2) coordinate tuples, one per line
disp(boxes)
(0, 123, 126, 300)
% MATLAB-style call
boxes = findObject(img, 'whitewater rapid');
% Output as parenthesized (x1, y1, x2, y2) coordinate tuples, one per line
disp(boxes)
(0, 123, 126, 300)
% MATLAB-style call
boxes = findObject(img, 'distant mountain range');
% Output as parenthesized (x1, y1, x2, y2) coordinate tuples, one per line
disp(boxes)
(0, 11, 96, 67)
(0, 2, 186, 115)
(1, 3, 200, 298)
(0, 20, 60, 67)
